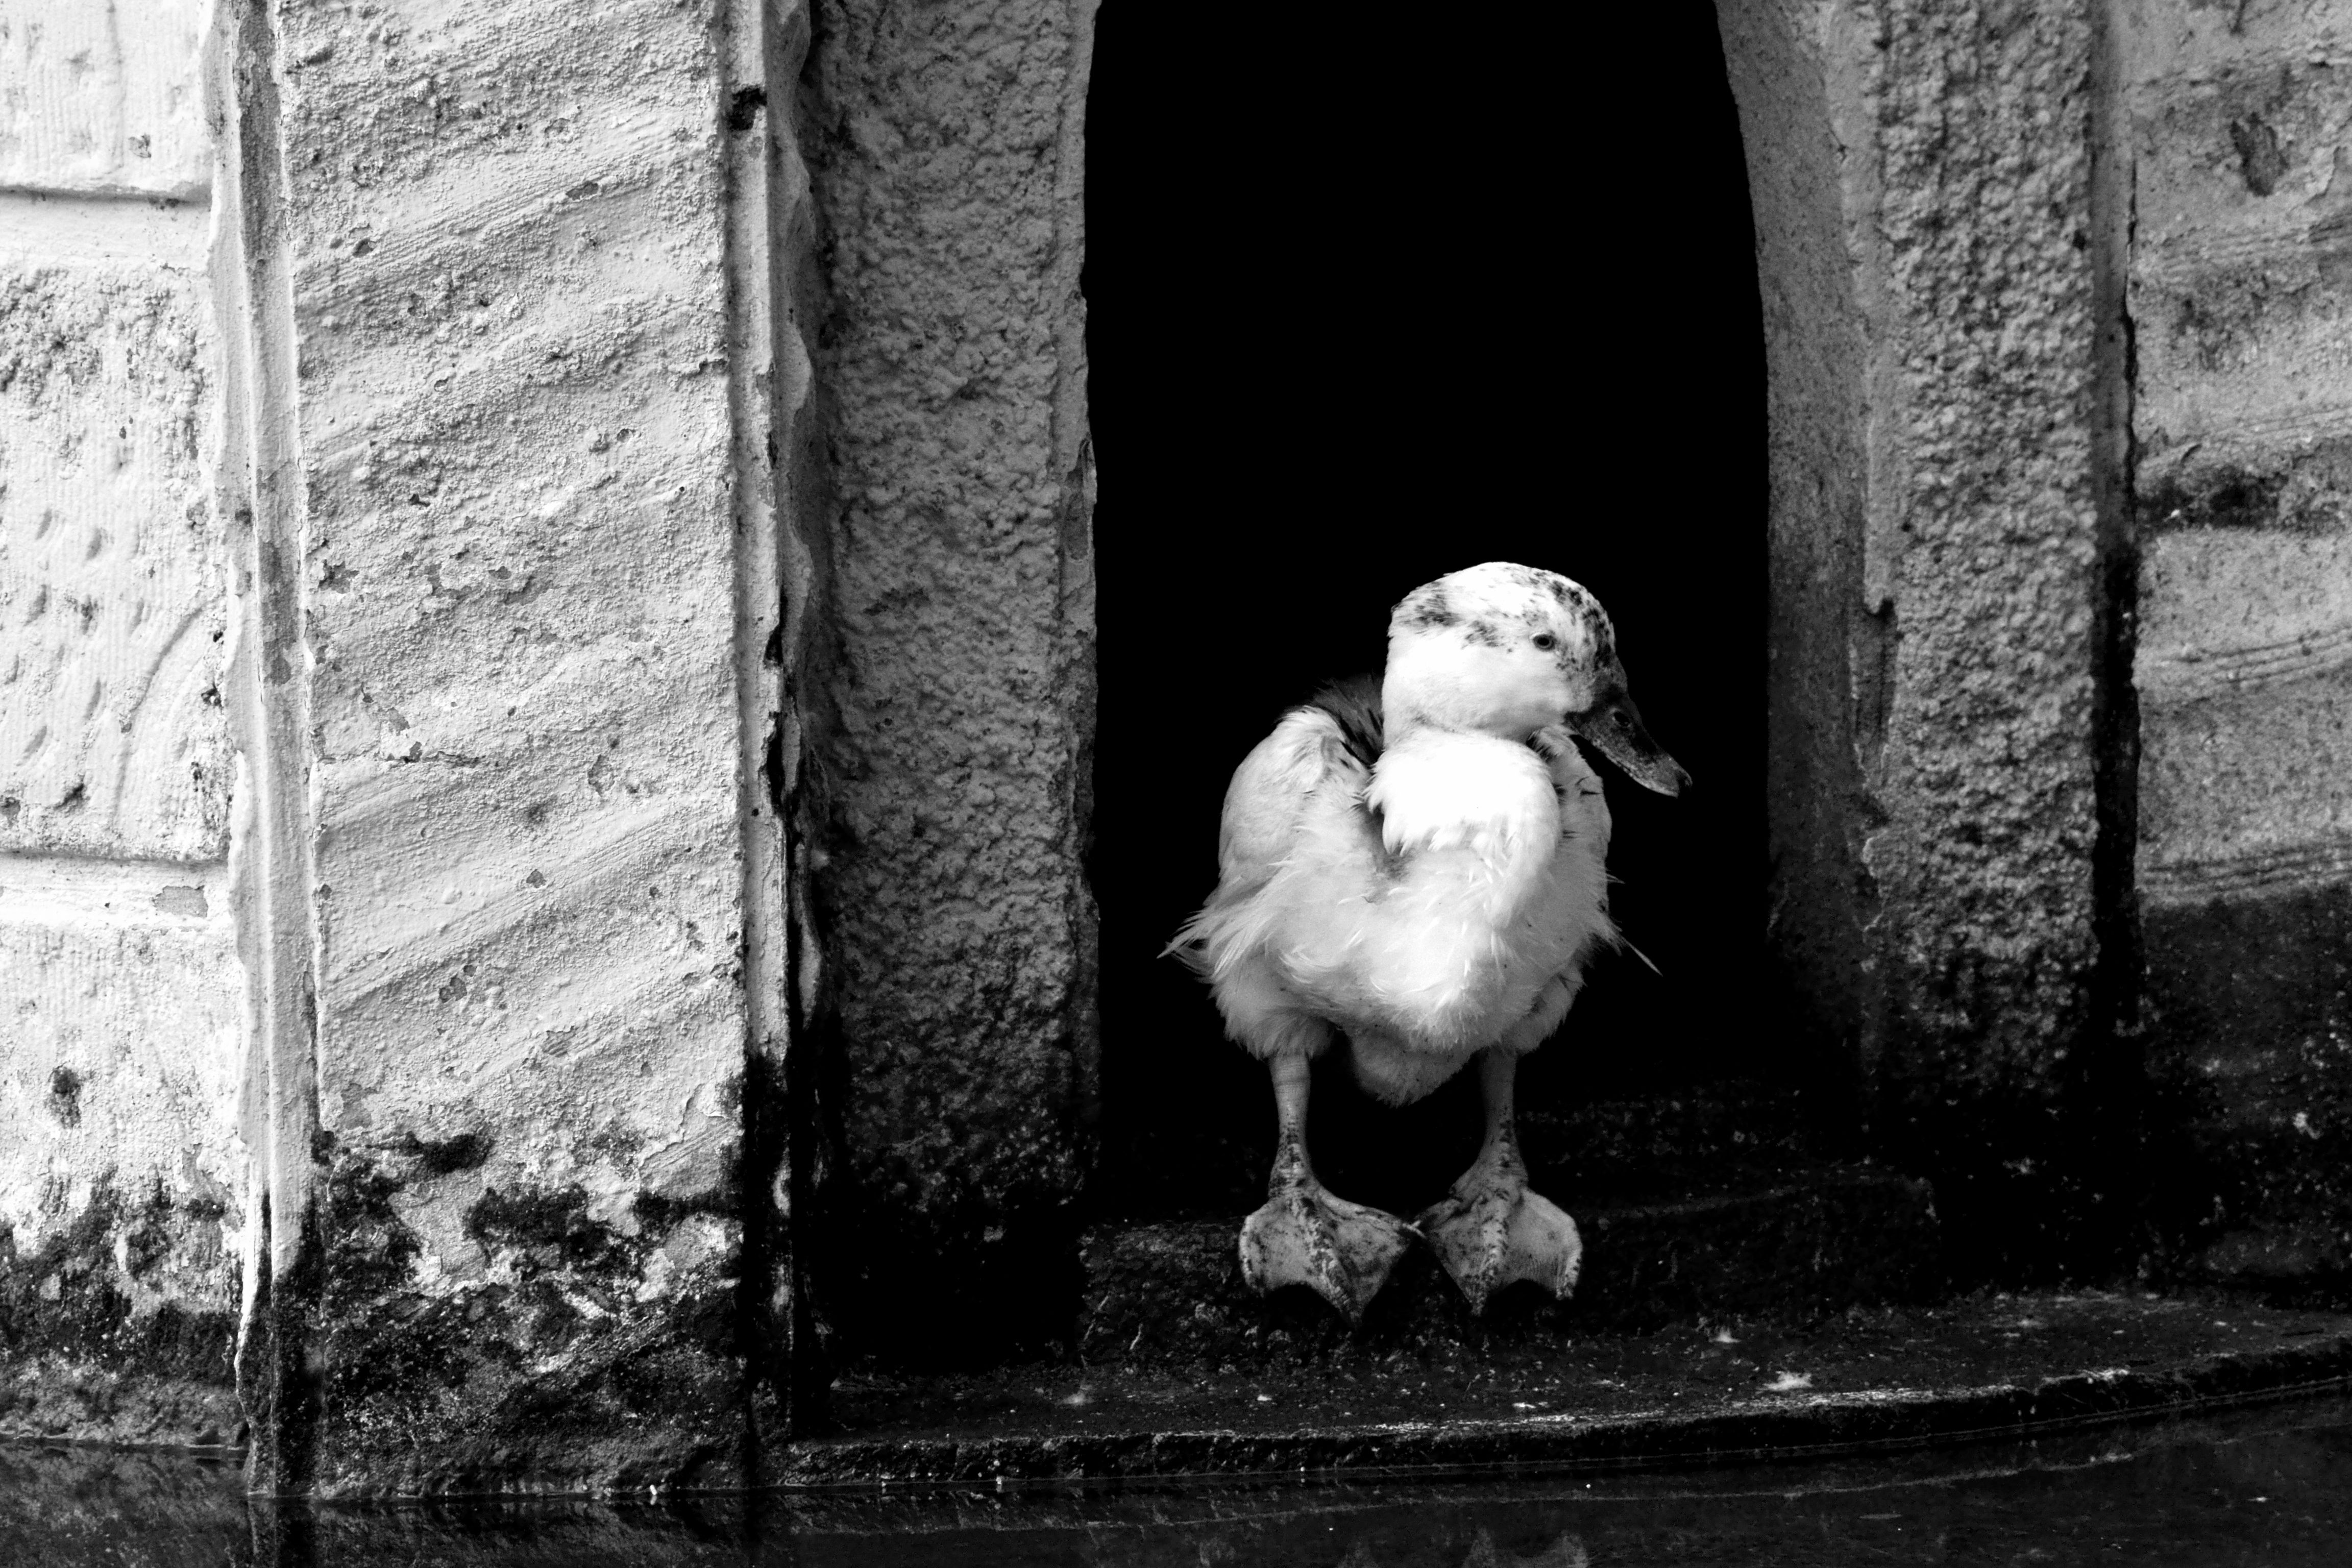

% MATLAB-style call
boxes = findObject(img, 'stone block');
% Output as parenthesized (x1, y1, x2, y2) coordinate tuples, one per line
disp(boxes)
(0, 250, 228, 861)
(260, 0, 756, 1490)
(2139, 530, 2352, 901)
(0, 0, 210, 199)
(0, 857, 243, 1445)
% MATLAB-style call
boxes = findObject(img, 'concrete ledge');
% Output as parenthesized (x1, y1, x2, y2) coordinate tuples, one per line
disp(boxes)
(792, 1291, 2352, 1487)
(11, 1293, 2352, 1501)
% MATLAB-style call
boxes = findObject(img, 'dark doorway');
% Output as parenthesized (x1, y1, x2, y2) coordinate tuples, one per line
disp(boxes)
(1085, 3, 1770, 1219)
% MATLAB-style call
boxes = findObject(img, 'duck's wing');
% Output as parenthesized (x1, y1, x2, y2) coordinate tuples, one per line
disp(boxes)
(1532, 724, 1612, 865)
(1532, 722, 1628, 971)
(1213, 704, 1376, 905)
(1167, 703, 1378, 975)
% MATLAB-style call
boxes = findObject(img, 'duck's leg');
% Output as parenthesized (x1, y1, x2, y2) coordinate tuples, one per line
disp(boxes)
(1239, 1050, 1417, 1323)
(1419, 1046, 1582, 1313)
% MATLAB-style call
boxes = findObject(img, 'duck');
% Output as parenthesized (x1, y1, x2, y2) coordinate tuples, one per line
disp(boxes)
(1170, 562, 1689, 1321)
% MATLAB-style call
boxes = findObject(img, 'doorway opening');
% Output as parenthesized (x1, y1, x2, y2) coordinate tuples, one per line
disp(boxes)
(1085, 2, 1774, 1221)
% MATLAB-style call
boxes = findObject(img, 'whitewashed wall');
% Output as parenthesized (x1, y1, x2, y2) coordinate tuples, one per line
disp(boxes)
(0, 0, 245, 1449)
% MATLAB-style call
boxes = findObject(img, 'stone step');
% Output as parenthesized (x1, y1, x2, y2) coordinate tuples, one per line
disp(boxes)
(1081, 1164, 1940, 1368)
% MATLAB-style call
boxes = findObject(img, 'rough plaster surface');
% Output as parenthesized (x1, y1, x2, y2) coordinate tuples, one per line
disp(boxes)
(0, 223, 229, 860)
(803, 0, 1097, 1254)
(0, 0, 211, 199)
(1860, 1, 2102, 1101)
(2130, 0, 2352, 903)
(258, 0, 757, 1489)
(2127, 3, 2352, 539)
(1720, 1, 2104, 1189)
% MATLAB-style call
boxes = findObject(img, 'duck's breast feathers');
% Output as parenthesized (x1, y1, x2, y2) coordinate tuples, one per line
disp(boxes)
(1366, 731, 1560, 867)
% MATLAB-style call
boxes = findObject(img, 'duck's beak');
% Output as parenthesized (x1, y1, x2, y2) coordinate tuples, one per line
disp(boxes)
(1569, 688, 1690, 797)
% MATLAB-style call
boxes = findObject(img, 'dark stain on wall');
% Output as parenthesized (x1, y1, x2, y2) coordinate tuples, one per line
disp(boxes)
(2140, 463, 2285, 532)
(2143, 886, 2352, 1289)
(314, 1147, 748, 1494)
(0, 1180, 240, 1447)
(2228, 113, 2287, 196)
(45, 1066, 83, 1128)
(388, 1129, 491, 1176)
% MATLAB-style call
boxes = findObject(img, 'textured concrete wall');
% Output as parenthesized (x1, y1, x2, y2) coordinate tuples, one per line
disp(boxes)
(1719, 0, 2112, 1267)
(801, 0, 1097, 1341)
(1859, 0, 2107, 1224)
(0, 7, 242, 1450)
(2125, 1, 2352, 1283)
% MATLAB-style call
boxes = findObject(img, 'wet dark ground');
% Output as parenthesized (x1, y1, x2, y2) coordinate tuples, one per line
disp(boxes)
(16, 1290, 2352, 1563)
(15, 1393, 2352, 1565)
(787, 1289, 2352, 1485)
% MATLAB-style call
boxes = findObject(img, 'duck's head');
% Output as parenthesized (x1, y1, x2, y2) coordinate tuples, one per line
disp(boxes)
(1382, 561, 1690, 797)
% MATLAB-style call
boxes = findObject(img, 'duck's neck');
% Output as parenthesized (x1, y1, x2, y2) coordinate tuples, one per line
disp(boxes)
(1381, 707, 1536, 750)
(1380, 650, 1545, 747)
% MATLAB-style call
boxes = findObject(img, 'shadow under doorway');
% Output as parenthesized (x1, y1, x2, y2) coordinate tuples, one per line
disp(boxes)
(1085, 1, 1776, 1227)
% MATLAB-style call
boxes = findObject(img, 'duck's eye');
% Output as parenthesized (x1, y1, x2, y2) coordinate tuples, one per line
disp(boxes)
(1531, 632, 1557, 651)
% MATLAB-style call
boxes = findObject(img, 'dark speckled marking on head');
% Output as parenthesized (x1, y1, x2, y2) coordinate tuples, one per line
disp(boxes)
(1395, 583, 1458, 629)
(1544, 572, 1616, 665)
(1397, 562, 1625, 672)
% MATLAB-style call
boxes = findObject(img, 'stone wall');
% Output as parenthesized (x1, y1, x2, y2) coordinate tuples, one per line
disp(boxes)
(1726, 0, 2352, 1286)
(0, 0, 1097, 1491)
(1721, 0, 2119, 1272)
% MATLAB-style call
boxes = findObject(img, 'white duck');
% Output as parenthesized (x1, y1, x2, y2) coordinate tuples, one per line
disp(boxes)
(1172, 562, 1689, 1320)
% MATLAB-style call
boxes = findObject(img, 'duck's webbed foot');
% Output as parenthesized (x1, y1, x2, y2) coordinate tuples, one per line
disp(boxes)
(1239, 1049, 1414, 1322)
(1241, 1163, 1417, 1324)
(1418, 1153, 1581, 1314)
(1419, 1047, 1582, 1314)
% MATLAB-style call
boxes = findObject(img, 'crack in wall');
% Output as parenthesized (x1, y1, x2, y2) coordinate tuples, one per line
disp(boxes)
(2084, 0, 2149, 1272)
(721, 0, 830, 1455)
